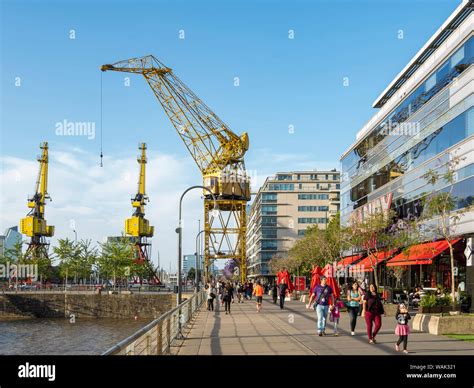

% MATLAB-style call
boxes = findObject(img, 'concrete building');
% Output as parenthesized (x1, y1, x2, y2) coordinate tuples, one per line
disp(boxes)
(0, 226, 23, 258)
(340, 1, 473, 308)
(247, 170, 340, 279)
(183, 254, 217, 278)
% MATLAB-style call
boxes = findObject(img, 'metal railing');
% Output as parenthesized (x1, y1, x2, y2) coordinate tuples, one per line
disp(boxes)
(102, 290, 206, 355)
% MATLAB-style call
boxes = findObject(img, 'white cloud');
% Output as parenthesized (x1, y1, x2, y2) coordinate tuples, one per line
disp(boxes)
(0, 146, 204, 273)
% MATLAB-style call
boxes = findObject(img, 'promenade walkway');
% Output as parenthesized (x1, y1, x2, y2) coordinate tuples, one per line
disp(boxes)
(174, 296, 474, 355)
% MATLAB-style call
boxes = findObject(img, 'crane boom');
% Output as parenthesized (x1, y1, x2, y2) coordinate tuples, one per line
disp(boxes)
(101, 55, 249, 183)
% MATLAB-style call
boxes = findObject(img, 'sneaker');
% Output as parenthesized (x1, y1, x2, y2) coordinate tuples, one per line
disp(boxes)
(334, 333, 339, 337)
(369, 339, 374, 344)
(403, 350, 408, 354)
(351, 331, 355, 336)
(395, 344, 400, 352)
(372, 338, 377, 344)
(318, 332, 322, 337)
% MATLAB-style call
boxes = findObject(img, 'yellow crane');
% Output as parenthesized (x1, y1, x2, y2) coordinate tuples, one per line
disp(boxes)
(20, 142, 55, 260)
(101, 55, 251, 282)
(125, 143, 156, 278)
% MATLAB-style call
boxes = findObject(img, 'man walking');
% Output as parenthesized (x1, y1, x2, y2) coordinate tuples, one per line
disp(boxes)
(253, 281, 264, 312)
(307, 276, 334, 336)
(278, 278, 288, 309)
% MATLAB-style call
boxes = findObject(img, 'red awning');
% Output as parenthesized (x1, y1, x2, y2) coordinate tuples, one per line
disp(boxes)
(386, 239, 461, 267)
(355, 250, 396, 272)
(336, 255, 362, 268)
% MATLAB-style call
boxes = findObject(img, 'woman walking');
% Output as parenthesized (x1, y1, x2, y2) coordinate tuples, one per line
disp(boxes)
(395, 303, 411, 353)
(223, 282, 234, 315)
(206, 283, 216, 311)
(346, 281, 362, 336)
(362, 283, 385, 344)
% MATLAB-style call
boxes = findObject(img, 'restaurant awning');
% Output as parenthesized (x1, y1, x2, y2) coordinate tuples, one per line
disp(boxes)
(354, 250, 396, 272)
(336, 255, 362, 268)
(386, 239, 461, 267)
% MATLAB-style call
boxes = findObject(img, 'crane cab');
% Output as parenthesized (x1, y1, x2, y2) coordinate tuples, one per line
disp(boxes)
(203, 172, 250, 200)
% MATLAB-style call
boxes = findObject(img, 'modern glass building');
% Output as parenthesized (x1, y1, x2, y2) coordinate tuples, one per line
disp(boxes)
(340, 1, 473, 308)
(246, 170, 340, 279)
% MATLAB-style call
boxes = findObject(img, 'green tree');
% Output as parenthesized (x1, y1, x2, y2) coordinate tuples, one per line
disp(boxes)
(53, 238, 79, 286)
(98, 237, 134, 289)
(419, 155, 473, 310)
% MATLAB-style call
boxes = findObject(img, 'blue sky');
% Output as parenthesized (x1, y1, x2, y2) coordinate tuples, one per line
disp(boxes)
(0, 0, 461, 271)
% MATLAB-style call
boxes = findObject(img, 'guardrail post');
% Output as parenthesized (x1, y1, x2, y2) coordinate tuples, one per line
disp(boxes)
(157, 323, 163, 355)
(166, 316, 171, 353)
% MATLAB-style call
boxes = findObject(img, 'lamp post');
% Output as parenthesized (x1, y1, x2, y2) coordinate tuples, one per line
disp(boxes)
(176, 186, 217, 306)
(195, 230, 218, 291)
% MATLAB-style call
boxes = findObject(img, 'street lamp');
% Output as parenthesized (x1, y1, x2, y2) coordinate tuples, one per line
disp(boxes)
(73, 229, 77, 243)
(176, 186, 218, 306)
(195, 230, 218, 291)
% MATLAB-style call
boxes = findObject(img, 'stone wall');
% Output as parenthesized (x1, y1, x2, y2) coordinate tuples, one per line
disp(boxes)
(0, 292, 176, 320)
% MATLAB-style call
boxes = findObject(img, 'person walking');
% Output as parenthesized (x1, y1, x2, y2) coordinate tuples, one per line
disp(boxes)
(346, 281, 362, 336)
(362, 283, 385, 344)
(237, 283, 245, 303)
(206, 283, 216, 311)
(330, 296, 344, 336)
(306, 276, 333, 336)
(278, 278, 289, 309)
(253, 281, 264, 312)
(248, 281, 254, 300)
(271, 283, 278, 304)
(223, 282, 234, 315)
(395, 303, 411, 353)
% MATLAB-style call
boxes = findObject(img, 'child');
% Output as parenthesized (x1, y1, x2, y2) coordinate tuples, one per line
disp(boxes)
(329, 297, 345, 336)
(395, 303, 411, 353)
(253, 281, 264, 312)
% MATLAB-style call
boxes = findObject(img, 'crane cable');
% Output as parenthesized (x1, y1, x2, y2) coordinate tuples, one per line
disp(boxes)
(100, 71, 103, 167)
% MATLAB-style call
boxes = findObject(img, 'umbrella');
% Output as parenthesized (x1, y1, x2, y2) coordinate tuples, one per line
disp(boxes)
(322, 263, 341, 299)
(310, 266, 323, 293)
(277, 270, 294, 292)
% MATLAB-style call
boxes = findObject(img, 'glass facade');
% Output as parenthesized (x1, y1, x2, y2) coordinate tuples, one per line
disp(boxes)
(344, 107, 473, 211)
(342, 36, 474, 178)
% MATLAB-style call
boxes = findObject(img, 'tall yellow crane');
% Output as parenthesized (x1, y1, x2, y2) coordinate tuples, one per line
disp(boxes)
(125, 143, 155, 272)
(101, 55, 251, 282)
(20, 142, 55, 260)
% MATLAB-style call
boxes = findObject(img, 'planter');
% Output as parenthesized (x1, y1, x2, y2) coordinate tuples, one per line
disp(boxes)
(412, 313, 474, 335)
(419, 305, 460, 314)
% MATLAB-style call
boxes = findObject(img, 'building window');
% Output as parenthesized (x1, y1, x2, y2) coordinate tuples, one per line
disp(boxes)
(333, 174, 338, 181)
(261, 216, 277, 226)
(298, 206, 329, 212)
(298, 218, 327, 224)
(298, 230, 307, 236)
(277, 174, 292, 181)
(298, 194, 329, 200)
(261, 240, 278, 250)
(261, 228, 277, 238)
(262, 193, 277, 202)
(269, 183, 294, 191)
(262, 205, 277, 215)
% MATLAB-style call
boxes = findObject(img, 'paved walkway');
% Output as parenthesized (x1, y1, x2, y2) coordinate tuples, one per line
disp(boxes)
(175, 296, 474, 355)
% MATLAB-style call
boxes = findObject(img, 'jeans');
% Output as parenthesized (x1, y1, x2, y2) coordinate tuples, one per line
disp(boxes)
(347, 305, 359, 331)
(207, 298, 214, 311)
(279, 293, 286, 309)
(365, 311, 382, 340)
(333, 317, 340, 333)
(316, 304, 329, 333)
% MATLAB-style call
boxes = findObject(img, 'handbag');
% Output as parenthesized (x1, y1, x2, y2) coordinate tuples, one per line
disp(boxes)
(210, 292, 216, 299)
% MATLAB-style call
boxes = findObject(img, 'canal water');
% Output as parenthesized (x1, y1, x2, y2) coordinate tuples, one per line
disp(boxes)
(0, 318, 151, 355)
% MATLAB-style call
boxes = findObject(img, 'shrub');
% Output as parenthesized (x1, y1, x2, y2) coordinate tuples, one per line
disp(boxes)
(420, 294, 437, 308)
(436, 296, 451, 307)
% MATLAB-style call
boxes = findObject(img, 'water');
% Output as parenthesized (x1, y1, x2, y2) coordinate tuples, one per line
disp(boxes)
(0, 318, 151, 355)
